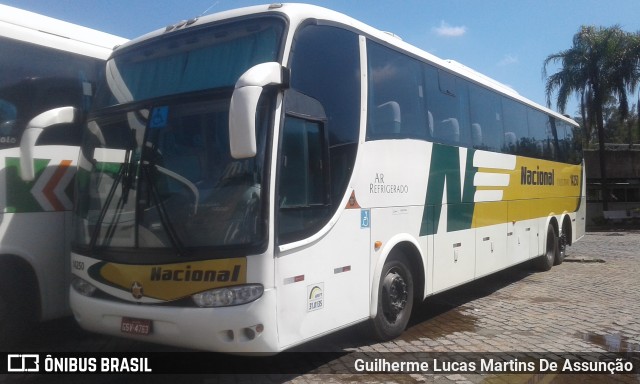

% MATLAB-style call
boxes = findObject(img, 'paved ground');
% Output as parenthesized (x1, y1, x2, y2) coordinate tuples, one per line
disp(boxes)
(4, 231, 640, 383)
(286, 230, 640, 383)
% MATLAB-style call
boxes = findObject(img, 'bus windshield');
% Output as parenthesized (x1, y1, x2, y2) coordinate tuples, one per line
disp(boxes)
(73, 17, 284, 260)
(94, 17, 284, 108)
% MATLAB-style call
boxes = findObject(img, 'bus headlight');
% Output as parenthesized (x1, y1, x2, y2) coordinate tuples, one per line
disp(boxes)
(192, 284, 263, 308)
(71, 276, 97, 297)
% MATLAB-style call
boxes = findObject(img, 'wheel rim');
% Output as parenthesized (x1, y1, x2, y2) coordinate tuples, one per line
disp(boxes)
(559, 233, 567, 259)
(381, 268, 408, 324)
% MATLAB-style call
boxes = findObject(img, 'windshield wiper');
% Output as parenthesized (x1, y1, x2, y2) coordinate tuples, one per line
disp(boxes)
(88, 155, 129, 252)
(88, 130, 137, 252)
(142, 155, 188, 258)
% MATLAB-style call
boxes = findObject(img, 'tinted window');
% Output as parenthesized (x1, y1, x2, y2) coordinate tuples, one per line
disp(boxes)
(281, 24, 361, 242)
(0, 37, 102, 148)
(422, 66, 471, 147)
(361, 38, 582, 165)
(526, 108, 549, 158)
(501, 98, 528, 154)
(366, 41, 426, 140)
(469, 83, 503, 151)
(278, 117, 330, 242)
(563, 122, 582, 164)
(290, 25, 360, 147)
(97, 18, 284, 107)
(289, 24, 360, 203)
(279, 117, 325, 208)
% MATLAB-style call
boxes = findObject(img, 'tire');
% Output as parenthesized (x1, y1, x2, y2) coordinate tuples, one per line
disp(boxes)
(371, 253, 414, 341)
(0, 284, 24, 348)
(0, 291, 14, 348)
(0, 270, 34, 349)
(535, 224, 557, 271)
(555, 229, 568, 265)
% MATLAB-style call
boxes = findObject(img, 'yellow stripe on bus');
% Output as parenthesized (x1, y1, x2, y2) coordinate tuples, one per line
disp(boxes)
(97, 258, 247, 301)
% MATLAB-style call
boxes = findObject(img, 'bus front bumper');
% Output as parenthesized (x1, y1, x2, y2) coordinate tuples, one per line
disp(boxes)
(70, 287, 279, 353)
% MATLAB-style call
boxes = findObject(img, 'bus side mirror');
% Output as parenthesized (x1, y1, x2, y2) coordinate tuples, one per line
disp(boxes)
(229, 62, 287, 159)
(19, 106, 77, 181)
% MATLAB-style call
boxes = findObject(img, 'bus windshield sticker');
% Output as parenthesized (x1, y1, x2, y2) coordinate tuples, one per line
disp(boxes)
(150, 106, 169, 129)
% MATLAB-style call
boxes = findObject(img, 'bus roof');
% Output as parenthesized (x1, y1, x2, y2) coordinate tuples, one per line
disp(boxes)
(0, 4, 127, 59)
(116, 3, 577, 127)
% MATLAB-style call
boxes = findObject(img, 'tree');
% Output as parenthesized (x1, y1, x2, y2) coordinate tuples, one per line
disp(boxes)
(543, 26, 640, 211)
(603, 100, 639, 144)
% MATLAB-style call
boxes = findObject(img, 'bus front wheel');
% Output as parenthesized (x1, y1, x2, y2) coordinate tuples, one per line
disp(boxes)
(371, 253, 414, 341)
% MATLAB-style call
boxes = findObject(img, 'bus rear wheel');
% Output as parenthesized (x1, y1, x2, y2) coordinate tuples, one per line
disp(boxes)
(556, 231, 567, 265)
(535, 224, 558, 271)
(371, 253, 414, 341)
(556, 220, 571, 265)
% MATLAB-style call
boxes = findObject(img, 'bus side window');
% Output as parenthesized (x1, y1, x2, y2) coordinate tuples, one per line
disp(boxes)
(423, 67, 470, 147)
(468, 83, 503, 151)
(278, 115, 330, 243)
(23, 83, 85, 147)
(279, 117, 324, 208)
(548, 117, 566, 162)
(501, 97, 528, 155)
(562, 121, 582, 164)
(527, 107, 549, 158)
(366, 40, 426, 140)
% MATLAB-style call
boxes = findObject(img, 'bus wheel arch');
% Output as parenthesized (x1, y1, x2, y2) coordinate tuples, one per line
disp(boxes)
(369, 239, 424, 341)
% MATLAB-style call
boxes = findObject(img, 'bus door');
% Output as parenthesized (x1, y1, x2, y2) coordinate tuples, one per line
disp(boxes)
(274, 107, 370, 348)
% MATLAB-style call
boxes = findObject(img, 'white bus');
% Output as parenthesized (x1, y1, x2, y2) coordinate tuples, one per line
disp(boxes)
(70, 3, 585, 352)
(0, 4, 126, 345)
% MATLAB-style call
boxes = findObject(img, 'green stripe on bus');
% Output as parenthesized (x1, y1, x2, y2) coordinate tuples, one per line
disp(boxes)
(5, 157, 51, 213)
(420, 144, 477, 236)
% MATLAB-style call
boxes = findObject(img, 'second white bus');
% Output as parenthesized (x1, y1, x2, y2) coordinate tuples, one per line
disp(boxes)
(0, 4, 126, 345)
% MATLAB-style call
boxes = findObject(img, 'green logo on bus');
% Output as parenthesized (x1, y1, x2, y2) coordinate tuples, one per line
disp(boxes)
(419, 144, 477, 236)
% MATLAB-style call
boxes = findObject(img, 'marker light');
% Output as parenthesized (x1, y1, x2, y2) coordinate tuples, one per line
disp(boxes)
(71, 276, 97, 297)
(192, 284, 264, 308)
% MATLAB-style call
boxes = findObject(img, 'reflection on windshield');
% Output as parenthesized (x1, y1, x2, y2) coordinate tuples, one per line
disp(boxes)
(74, 17, 283, 257)
(96, 17, 284, 109)
(0, 99, 17, 141)
(74, 96, 266, 252)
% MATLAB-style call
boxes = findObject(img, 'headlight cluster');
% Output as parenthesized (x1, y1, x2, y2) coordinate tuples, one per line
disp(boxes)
(71, 276, 97, 297)
(72, 275, 263, 308)
(192, 284, 263, 308)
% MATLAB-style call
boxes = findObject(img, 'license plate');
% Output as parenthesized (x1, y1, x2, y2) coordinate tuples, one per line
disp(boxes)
(121, 317, 153, 336)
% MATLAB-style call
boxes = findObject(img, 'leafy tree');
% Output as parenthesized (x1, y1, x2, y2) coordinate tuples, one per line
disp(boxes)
(543, 26, 640, 211)
(604, 101, 639, 144)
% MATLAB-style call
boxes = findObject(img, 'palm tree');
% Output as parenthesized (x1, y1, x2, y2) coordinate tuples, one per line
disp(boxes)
(543, 26, 638, 211)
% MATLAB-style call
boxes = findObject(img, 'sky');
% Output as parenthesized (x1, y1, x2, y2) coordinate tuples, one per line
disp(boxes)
(3, 0, 640, 117)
